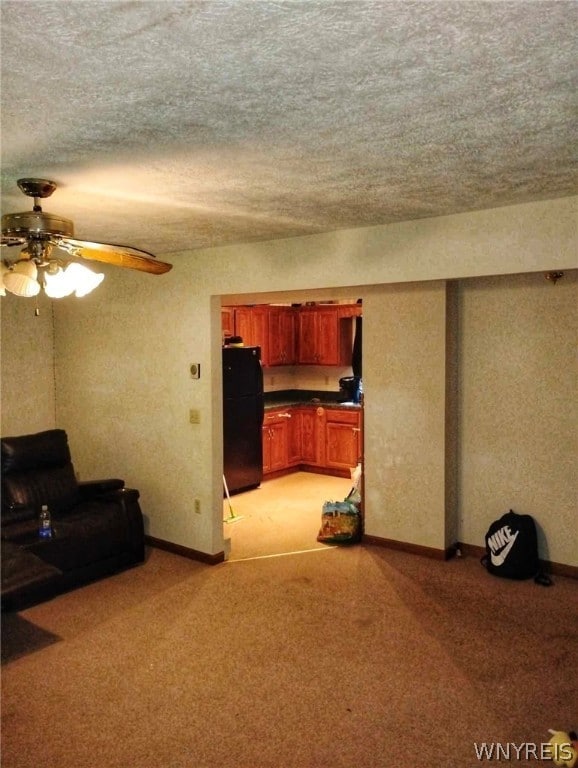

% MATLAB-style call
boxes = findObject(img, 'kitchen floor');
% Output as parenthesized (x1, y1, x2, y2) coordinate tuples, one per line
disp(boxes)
(223, 471, 353, 561)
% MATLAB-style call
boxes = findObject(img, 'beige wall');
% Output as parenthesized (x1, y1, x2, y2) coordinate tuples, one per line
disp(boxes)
(458, 271, 577, 567)
(1, 197, 576, 566)
(362, 282, 453, 550)
(1, 293, 55, 435)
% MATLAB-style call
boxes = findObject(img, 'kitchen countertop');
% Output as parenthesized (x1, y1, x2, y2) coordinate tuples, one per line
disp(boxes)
(264, 389, 362, 411)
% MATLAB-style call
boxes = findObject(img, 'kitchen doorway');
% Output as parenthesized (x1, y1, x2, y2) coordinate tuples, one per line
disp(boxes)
(220, 289, 364, 561)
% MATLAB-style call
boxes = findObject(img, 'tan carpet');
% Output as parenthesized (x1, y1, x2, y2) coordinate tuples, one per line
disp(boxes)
(223, 472, 353, 561)
(2, 545, 577, 768)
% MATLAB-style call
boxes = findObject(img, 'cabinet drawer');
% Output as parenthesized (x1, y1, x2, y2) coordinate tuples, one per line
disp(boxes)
(325, 409, 359, 425)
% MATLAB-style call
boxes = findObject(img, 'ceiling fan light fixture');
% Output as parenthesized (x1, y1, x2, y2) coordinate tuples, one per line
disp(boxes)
(3, 260, 41, 297)
(1, 178, 173, 288)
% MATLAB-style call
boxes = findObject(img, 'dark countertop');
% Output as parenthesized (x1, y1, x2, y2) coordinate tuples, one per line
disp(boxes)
(263, 389, 362, 411)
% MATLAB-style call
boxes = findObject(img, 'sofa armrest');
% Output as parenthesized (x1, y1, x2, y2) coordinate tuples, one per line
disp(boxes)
(77, 478, 125, 500)
(100, 487, 144, 562)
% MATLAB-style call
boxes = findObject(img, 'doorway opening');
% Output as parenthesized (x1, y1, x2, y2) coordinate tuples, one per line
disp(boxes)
(220, 289, 364, 561)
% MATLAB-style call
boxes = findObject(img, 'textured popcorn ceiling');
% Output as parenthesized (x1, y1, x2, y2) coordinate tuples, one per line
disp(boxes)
(1, 0, 577, 256)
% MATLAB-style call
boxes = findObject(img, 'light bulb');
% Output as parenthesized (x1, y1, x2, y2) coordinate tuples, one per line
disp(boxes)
(65, 262, 105, 297)
(44, 265, 75, 298)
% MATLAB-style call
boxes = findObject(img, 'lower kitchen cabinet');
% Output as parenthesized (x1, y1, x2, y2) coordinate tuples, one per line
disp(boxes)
(287, 409, 302, 466)
(262, 409, 292, 474)
(263, 405, 362, 478)
(295, 407, 321, 466)
(324, 408, 362, 471)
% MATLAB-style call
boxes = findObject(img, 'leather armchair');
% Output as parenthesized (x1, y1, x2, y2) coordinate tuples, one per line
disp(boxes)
(1, 429, 145, 610)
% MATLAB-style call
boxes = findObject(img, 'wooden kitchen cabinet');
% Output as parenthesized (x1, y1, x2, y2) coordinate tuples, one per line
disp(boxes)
(262, 409, 292, 475)
(267, 306, 296, 366)
(297, 306, 352, 366)
(263, 404, 362, 478)
(224, 303, 358, 368)
(293, 407, 320, 466)
(221, 307, 235, 341)
(234, 306, 268, 356)
(287, 408, 302, 466)
(324, 408, 362, 471)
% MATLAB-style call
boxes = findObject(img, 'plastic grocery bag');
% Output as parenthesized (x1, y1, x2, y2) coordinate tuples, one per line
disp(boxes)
(317, 500, 361, 545)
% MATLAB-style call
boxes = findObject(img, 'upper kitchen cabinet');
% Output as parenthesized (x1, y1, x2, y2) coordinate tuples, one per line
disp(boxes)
(267, 306, 295, 366)
(221, 307, 235, 342)
(222, 302, 360, 367)
(233, 306, 269, 362)
(222, 304, 294, 367)
(297, 306, 353, 366)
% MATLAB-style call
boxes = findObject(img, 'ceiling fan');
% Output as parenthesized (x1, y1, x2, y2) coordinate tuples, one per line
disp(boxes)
(1, 178, 172, 298)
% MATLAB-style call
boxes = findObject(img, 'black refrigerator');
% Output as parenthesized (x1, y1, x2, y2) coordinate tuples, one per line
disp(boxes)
(223, 346, 264, 495)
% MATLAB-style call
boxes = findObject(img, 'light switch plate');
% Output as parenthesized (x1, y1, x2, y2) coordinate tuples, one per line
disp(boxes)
(190, 363, 200, 379)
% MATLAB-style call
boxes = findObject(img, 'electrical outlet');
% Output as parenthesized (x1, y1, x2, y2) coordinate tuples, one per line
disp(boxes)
(194, 499, 201, 514)
(189, 409, 200, 424)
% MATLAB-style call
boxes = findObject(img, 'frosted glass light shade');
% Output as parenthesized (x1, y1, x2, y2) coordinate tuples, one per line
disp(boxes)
(0, 264, 8, 296)
(3, 260, 40, 297)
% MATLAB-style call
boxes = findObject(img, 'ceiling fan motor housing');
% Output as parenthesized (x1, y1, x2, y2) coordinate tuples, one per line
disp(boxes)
(2, 210, 74, 238)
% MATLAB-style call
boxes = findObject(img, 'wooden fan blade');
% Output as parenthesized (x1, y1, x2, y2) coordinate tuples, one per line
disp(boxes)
(54, 237, 172, 274)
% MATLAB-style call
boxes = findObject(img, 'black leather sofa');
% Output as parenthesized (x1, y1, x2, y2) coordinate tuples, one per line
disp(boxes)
(1, 429, 145, 610)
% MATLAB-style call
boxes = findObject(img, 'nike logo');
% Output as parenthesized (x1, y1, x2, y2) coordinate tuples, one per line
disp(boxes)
(490, 529, 519, 566)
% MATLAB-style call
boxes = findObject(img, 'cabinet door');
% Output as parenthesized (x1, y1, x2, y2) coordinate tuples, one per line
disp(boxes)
(268, 421, 288, 471)
(262, 424, 272, 473)
(234, 307, 269, 364)
(262, 410, 291, 474)
(297, 310, 318, 364)
(234, 307, 253, 345)
(251, 307, 269, 363)
(316, 309, 339, 365)
(298, 408, 321, 465)
(268, 307, 295, 366)
(287, 409, 301, 465)
(221, 307, 234, 340)
(324, 410, 361, 470)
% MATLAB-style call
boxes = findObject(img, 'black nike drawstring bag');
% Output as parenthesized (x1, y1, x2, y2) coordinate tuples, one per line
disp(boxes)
(481, 509, 552, 585)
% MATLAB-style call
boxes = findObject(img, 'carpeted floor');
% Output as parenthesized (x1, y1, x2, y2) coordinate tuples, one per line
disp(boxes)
(2, 542, 576, 768)
(223, 472, 353, 560)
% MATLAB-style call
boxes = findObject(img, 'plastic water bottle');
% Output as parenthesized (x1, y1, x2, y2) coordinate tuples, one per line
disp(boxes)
(39, 504, 52, 538)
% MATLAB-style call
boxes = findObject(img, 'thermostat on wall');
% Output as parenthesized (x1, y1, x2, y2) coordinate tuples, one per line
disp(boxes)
(190, 363, 200, 379)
